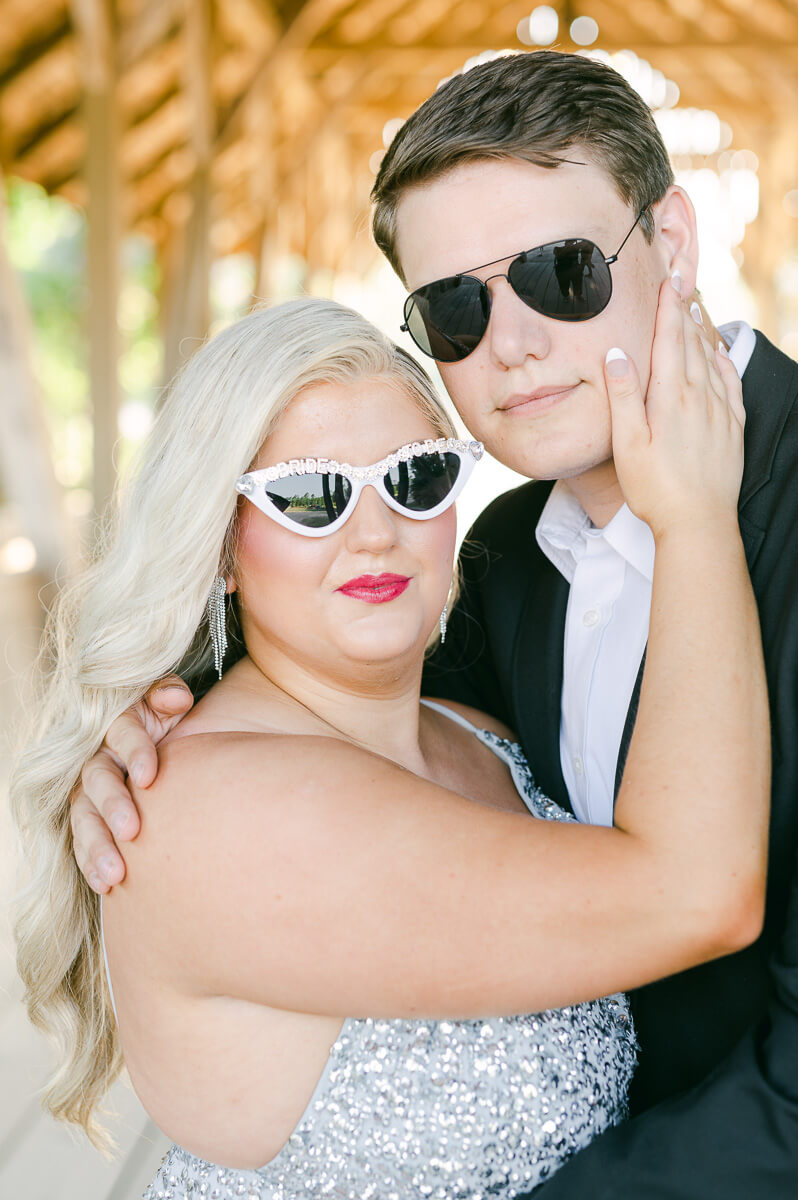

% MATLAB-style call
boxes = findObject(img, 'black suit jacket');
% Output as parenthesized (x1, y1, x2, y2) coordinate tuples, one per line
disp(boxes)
(422, 331, 798, 1197)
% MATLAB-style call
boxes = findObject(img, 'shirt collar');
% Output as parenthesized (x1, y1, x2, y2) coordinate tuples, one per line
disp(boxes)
(718, 320, 755, 378)
(601, 502, 655, 582)
(536, 482, 654, 584)
(535, 482, 591, 583)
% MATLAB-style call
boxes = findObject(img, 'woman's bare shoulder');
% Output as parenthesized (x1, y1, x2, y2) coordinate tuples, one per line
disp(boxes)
(421, 698, 517, 743)
(127, 730, 444, 858)
(137, 730, 395, 811)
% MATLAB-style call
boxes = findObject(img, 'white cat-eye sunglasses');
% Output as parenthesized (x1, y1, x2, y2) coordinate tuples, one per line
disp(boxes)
(235, 438, 483, 538)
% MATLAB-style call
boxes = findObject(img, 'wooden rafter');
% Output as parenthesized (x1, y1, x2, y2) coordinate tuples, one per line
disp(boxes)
(0, 0, 796, 288)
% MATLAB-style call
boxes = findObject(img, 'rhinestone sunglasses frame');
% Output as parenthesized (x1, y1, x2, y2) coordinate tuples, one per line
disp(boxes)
(235, 437, 484, 538)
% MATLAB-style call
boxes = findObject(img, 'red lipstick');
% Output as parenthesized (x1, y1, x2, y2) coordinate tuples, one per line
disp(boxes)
(336, 573, 411, 604)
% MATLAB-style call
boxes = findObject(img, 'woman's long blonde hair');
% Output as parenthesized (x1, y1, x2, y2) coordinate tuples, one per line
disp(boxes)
(9, 297, 457, 1148)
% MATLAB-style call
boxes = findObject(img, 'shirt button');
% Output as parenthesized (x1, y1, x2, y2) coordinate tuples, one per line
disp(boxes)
(582, 609, 600, 627)
(573, 756, 584, 776)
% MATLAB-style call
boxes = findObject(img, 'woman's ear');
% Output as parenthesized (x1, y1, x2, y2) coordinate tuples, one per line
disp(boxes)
(654, 185, 700, 297)
(225, 577, 237, 596)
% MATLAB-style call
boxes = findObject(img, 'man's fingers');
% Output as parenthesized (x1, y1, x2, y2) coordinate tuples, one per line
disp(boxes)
(146, 675, 194, 721)
(70, 794, 127, 891)
(79, 750, 142, 840)
(605, 347, 649, 454)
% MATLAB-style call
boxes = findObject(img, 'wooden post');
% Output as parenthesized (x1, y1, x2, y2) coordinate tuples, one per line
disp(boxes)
(162, 0, 213, 384)
(70, 0, 121, 516)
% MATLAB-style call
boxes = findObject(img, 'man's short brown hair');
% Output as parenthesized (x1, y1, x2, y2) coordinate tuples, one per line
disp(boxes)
(371, 50, 674, 281)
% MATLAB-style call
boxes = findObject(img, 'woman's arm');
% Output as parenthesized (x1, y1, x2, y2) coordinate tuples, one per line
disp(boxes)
(111, 279, 768, 1019)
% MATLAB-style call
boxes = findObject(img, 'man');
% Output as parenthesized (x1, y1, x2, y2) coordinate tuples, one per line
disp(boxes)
(74, 52, 798, 1197)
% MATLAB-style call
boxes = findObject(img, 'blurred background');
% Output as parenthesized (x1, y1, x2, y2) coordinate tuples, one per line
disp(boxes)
(2, 1, 798, 1195)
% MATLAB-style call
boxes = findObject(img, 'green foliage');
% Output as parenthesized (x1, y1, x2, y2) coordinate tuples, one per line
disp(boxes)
(3, 178, 164, 492)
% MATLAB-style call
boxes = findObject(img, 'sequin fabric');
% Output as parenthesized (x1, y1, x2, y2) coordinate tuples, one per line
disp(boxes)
(143, 728, 637, 1200)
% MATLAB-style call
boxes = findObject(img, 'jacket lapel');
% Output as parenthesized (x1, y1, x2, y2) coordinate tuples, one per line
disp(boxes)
(512, 557, 572, 813)
(614, 649, 646, 799)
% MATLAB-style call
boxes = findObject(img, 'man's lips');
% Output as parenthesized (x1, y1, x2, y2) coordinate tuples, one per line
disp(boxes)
(336, 574, 411, 604)
(499, 383, 579, 414)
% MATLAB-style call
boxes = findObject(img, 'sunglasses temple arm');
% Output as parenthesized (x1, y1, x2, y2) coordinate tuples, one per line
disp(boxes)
(605, 209, 647, 265)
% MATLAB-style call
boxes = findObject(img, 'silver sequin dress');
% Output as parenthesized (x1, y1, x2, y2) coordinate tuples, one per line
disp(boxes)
(140, 704, 637, 1200)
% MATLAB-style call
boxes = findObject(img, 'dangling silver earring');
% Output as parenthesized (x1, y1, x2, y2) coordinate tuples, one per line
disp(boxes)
(439, 603, 448, 644)
(207, 576, 228, 679)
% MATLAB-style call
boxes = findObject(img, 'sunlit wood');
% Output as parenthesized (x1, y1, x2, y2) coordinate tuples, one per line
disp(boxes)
(0, 0, 797, 501)
(162, 0, 213, 382)
(70, 0, 120, 515)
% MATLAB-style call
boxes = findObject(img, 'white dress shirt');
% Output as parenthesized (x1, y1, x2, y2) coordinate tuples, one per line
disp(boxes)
(535, 320, 756, 826)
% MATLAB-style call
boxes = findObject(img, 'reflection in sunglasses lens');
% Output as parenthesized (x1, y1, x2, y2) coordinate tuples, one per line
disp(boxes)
(384, 452, 461, 511)
(508, 239, 612, 321)
(266, 473, 352, 528)
(417, 278, 489, 362)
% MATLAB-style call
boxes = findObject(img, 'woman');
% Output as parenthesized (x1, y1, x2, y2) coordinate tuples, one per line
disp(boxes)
(11, 295, 768, 1200)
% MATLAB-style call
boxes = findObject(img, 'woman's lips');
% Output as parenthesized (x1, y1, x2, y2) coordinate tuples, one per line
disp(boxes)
(336, 574, 411, 604)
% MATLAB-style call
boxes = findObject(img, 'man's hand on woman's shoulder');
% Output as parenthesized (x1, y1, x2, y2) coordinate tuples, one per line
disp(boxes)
(71, 676, 194, 893)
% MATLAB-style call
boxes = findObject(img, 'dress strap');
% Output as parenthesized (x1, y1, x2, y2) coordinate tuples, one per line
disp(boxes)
(420, 698, 486, 736)
(421, 698, 511, 761)
(421, 698, 558, 820)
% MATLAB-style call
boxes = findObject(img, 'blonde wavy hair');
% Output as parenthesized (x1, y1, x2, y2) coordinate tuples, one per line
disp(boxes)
(9, 297, 458, 1149)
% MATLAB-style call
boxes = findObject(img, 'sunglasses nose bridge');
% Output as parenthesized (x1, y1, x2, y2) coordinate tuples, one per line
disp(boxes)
(482, 268, 510, 289)
(344, 478, 400, 536)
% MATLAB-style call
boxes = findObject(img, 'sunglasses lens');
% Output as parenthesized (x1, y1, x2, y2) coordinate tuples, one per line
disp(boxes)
(265, 473, 352, 529)
(406, 277, 490, 363)
(508, 238, 612, 321)
(384, 452, 462, 511)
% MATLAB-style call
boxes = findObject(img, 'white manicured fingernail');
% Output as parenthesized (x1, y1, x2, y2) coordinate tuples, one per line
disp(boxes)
(130, 760, 147, 786)
(690, 302, 703, 326)
(670, 271, 683, 295)
(605, 347, 628, 377)
(718, 341, 729, 357)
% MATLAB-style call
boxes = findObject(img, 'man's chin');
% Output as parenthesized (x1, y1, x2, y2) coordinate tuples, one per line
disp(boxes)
(483, 441, 614, 483)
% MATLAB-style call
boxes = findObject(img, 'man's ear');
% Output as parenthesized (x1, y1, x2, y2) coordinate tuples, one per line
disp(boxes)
(653, 185, 699, 296)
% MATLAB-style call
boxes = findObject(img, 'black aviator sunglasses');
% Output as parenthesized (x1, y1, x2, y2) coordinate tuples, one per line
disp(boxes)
(400, 211, 646, 363)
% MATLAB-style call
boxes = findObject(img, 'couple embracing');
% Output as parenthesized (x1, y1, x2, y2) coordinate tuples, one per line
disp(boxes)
(12, 51, 798, 1199)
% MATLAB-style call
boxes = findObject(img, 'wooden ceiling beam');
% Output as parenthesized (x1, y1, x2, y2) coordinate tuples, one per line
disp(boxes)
(12, 119, 85, 190)
(117, 0, 184, 71)
(6, 103, 81, 162)
(214, 0, 358, 153)
(219, 0, 280, 49)
(715, 0, 798, 40)
(117, 31, 183, 117)
(311, 30, 798, 52)
(0, 11, 72, 88)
